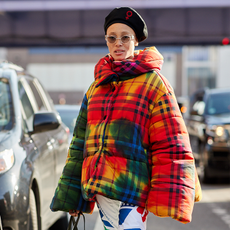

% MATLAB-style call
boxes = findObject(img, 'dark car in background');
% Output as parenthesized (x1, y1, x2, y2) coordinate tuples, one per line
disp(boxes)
(0, 62, 69, 229)
(54, 104, 81, 144)
(186, 87, 230, 182)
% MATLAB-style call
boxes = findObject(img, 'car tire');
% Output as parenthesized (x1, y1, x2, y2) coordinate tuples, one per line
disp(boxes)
(49, 213, 68, 230)
(29, 188, 38, 230)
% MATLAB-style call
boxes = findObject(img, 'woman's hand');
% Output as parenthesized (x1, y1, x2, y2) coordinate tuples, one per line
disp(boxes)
(69, 210, 81, 217)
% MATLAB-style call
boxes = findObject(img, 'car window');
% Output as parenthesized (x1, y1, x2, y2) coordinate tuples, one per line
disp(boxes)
(18, 81, 34, 131)
(26, 78, 48, 112)
(0, 78, 14, 131)
(189, 89, 205, 115)
(192, 101, 205, 115)
(206, 92, 230, 115)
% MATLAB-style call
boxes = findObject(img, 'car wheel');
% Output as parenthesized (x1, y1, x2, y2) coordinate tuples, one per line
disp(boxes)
(29, 188, 38, 230)
(49, 213, 68, 230)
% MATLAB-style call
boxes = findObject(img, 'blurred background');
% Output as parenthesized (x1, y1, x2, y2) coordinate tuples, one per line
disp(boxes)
(1, 0, 230, 104)
(0, 1, 230, 229)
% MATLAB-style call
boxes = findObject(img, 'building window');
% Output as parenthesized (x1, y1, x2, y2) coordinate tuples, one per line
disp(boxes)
(188, 67, 216, 96)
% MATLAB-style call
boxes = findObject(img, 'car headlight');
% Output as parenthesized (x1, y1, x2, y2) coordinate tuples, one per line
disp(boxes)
(207, 125, 223, 136)
(0, 149, 14, 174)
(215, 126, 224, 137)
(206, 125, 229, 142)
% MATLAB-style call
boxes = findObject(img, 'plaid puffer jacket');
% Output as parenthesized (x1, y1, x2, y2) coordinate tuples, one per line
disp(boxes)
(50, 47, 202, 224)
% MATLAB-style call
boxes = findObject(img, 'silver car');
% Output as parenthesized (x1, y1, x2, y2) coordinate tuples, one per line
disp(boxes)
(0, 61, 69, 229)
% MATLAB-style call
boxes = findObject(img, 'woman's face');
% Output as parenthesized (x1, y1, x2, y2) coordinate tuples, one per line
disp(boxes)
(106, 23, 138, 61)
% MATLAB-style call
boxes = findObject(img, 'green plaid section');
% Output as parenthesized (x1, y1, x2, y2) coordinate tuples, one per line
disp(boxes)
(50, 95, 95, 213)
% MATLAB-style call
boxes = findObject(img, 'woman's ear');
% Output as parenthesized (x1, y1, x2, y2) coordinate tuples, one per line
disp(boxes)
(134, 37, 139, 46)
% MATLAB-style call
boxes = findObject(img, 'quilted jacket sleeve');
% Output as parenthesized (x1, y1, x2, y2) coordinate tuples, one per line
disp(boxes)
(50, 94, 95, 213)
(146, 80, 202, 223)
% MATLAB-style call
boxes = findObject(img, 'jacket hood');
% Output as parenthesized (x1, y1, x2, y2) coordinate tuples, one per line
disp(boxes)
(94, 46, 164, 86)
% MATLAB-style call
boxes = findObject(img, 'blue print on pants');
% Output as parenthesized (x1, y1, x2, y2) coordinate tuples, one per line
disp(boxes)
(99, 209, 114, 228)
(119, 208, 132, 225)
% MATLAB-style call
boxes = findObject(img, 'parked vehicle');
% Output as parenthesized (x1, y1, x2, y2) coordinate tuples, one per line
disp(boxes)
(0, 61, 69, 229)
(186, 87, 230, 182)
(55, 104, 81, 144)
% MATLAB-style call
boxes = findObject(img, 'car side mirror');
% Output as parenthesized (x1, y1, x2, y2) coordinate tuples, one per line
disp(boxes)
(30, 112, 61, 134)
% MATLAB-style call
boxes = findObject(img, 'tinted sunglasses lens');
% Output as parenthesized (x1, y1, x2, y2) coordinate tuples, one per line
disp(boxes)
(121, 36, 130, 43)
(107, 36, 116, 43)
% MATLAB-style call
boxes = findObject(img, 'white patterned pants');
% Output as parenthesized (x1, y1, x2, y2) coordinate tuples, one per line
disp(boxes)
(96, 195, 149, 230)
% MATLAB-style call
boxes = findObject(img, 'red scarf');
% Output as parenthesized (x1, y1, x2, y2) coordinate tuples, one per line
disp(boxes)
(94, 46, 164, 86)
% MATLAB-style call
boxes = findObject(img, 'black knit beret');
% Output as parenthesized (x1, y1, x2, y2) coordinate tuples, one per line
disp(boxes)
(104, 7, 148, 42)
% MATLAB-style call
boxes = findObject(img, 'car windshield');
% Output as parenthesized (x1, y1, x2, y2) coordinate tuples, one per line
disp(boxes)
(57, 109, 79, 133)
(206, 92, 230, 115)
(0, 79, 14, 131)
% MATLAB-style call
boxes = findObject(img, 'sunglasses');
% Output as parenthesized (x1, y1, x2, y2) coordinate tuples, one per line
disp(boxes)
(105, 35, 135, 44)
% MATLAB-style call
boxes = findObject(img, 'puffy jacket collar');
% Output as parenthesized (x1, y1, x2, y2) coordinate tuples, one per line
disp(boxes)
(94, 46, 163, 87)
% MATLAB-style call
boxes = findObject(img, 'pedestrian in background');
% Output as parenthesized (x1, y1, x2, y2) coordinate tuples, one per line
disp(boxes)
(50, 6, 202, 230)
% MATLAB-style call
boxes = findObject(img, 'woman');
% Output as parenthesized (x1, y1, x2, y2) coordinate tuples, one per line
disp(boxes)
(50, 7, 202, 230)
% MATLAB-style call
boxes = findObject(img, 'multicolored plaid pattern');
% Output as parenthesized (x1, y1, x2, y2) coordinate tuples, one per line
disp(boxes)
(94, 47, 164, 86)
(50, 47, 202, 224)
(50, 98, 95, 213)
